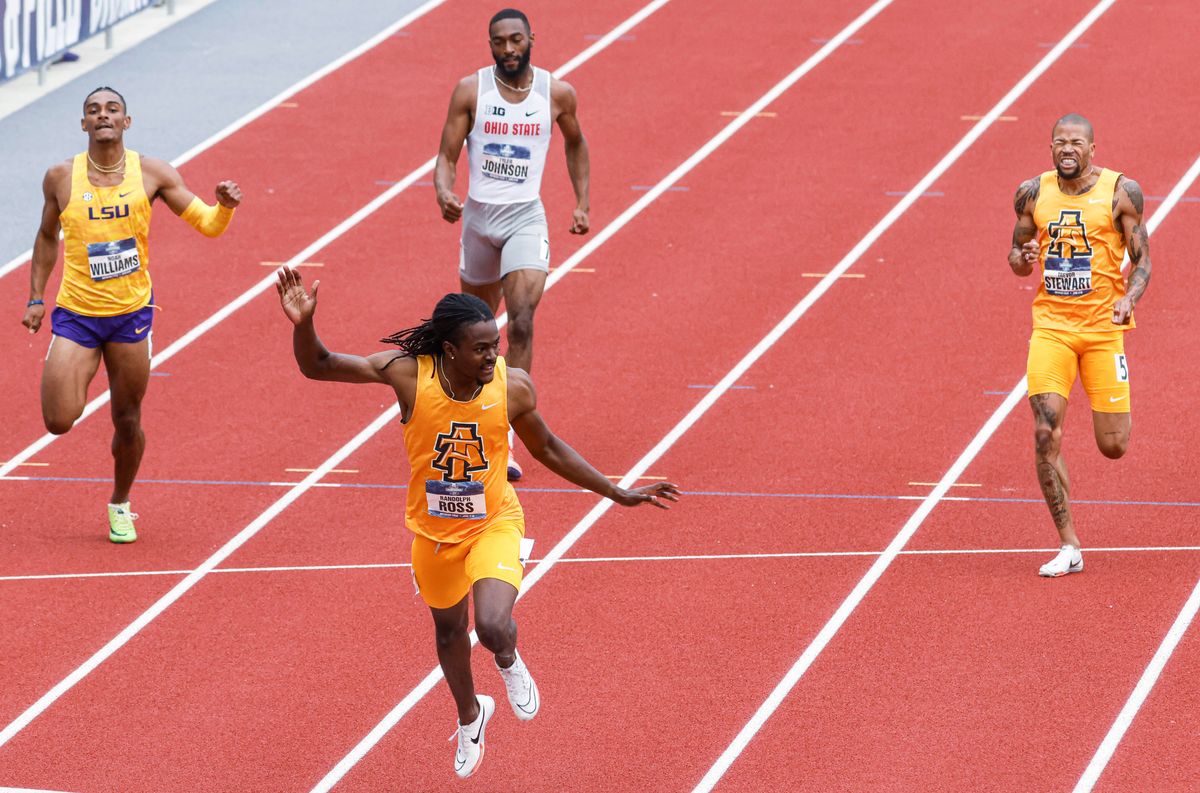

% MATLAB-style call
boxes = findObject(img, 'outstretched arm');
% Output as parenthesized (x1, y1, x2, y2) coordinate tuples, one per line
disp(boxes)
(275, 266, 412, 390)
(508, 368, 679, 508)
(553, 79, 590, 235)
(1008, 177, 1040, 276)
(23, 165, 67, 334)
(434, 77, 475, 224)
(143, 157, 241, 237)
(1112, 176, 1151, 325)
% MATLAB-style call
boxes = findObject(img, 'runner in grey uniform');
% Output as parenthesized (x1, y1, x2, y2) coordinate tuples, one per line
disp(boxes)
(435, 8, 590, 479)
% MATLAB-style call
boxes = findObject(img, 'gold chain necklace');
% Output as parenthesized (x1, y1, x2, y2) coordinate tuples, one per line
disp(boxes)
(87, 152, 126, 174)
(437, 356, 482, 402)
(493, 68, 532, 93)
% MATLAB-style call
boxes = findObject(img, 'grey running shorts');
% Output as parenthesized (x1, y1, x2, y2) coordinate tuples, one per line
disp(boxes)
(459, 197, 550, 286)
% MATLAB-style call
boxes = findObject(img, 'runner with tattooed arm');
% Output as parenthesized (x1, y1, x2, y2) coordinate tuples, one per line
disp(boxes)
(1007, 113, 1152, 577)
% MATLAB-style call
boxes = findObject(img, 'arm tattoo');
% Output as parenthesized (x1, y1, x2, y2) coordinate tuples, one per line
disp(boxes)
(1128, 223, 1149, 264)
(1014, 178, 1040, 216)
(1126, 220, 1151, 302)
(1012, 217, 1037, 248)
(1120, 177, 1145, 215)
(1128, 264, 1151, 302)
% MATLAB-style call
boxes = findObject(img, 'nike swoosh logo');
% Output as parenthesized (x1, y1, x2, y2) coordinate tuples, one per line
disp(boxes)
(497, 562, 517, 572)
(135, 325, 148, 334)
(119, 191, 133, 198)
(1088, 198, 1106, 204)
(481, 401, 500, 410)
(517, 686, 535, 711)
(1109, 395, 1127, 403)
(525, 110, 538, 116)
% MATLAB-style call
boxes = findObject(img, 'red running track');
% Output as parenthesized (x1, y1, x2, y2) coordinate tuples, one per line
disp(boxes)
(2, 0, 1199, 790)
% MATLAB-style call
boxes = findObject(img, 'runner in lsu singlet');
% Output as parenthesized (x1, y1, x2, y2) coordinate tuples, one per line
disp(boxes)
(23, 86, 242, 545)
(51, 150, 156, 347)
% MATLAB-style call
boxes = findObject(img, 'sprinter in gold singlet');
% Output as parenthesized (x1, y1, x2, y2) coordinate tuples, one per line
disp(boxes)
(274, 266, 679, 779)
(1007, 113, 1152, 578)
(21, 87, 242, 543)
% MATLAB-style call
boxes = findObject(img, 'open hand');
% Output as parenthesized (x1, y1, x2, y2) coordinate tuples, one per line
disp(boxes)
(276, 265, 318, 325)
(612, 481, 681, 509)
(215, 180, 243, 208)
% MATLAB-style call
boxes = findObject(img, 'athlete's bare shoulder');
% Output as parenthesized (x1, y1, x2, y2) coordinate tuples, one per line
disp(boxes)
(506, 365, 537, 414)
(1113, 173, 1144, 216)
(370, 351, 418, 381)
(452, 72, 478, 97)
(44, 159, 72, 184)
(446, 73, 478, 115)
(136, 155, 186, 200)
(42, 160, 73, 208)
(1013, 176, 1041, 216)
(551, 77, 578, 105)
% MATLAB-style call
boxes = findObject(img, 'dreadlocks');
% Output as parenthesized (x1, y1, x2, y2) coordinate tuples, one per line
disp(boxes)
(380, 293, 494, 364)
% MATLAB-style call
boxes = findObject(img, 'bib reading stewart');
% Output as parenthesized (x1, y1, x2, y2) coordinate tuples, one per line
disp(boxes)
(403, 355, 524, 543)
(466, 66, 552, 205)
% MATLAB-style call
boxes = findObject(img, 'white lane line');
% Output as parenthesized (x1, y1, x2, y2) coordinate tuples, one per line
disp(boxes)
(693, 1, 1127, 788)
(308, 2, 900, 789)
(8, 545, 1200, 584)
(0, 0, 670, 482)
(0, 1, 671, 752)
(694, 130, 1198, 793)
(0, 0, 448, 280)
(694, 382, 1029, 792)
(1072, 151, 1200, 793)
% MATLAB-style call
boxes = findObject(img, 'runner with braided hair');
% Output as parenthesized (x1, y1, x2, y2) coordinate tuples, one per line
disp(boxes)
(275, 266, 678, 779)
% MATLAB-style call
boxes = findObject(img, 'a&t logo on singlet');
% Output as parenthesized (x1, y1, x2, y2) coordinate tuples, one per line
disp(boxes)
(1043, 209, 1094, 296)
(431, 422, 489, 482)
(1046, 210, 1093, 260)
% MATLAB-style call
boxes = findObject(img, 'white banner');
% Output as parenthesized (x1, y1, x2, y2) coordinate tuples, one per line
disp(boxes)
(1, 0, 156, 82)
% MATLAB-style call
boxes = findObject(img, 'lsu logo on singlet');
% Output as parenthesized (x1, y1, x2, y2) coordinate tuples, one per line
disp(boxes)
(426, 422, 490, 519)
(1044, 210, 1094, 297)
(88, 204, 131, 221)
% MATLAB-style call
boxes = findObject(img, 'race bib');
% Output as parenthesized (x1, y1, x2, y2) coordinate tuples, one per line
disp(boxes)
(1043, 257, 1092, 297)
(87, 237, 141, 282)
(480, 143, 531, 183)
(425, 480, 487, 520)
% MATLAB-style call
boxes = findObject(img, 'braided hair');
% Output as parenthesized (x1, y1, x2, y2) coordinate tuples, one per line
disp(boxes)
(379, 293, 494, 367)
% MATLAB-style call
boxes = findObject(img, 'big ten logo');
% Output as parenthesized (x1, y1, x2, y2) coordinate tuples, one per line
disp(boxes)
(88, 205, 130, 221)
(484, 104, 506, 117)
